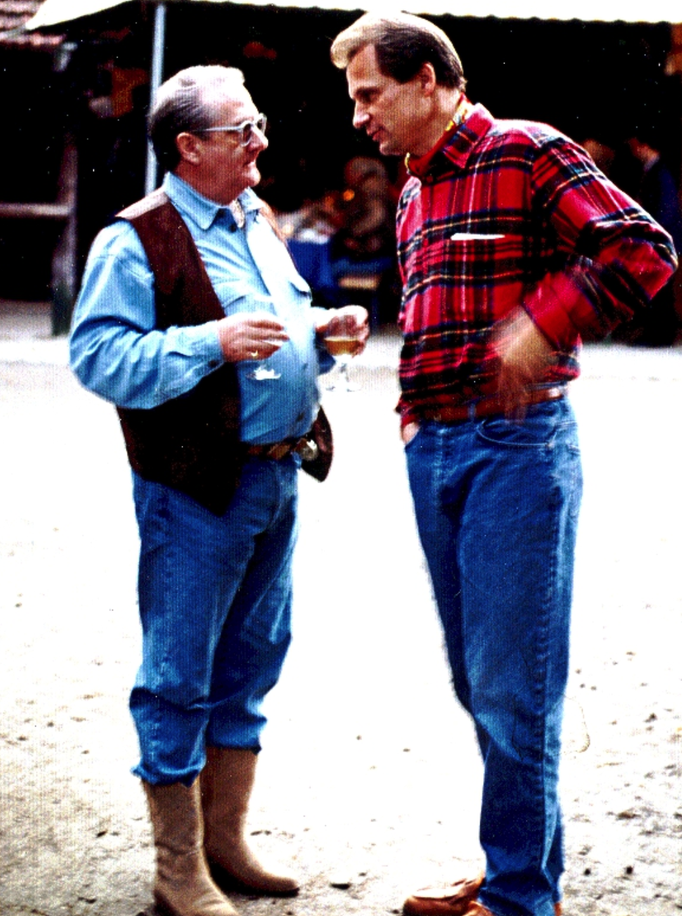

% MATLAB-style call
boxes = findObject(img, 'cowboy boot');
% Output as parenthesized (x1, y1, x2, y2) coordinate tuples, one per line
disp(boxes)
(143, 780, 239, 916)
(201, 747, 300, 896)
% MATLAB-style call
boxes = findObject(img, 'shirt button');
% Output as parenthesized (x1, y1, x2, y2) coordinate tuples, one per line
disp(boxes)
(296, 412, 305, 422)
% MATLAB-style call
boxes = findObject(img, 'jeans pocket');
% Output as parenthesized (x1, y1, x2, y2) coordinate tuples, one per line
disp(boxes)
(476, 403, 572, 450)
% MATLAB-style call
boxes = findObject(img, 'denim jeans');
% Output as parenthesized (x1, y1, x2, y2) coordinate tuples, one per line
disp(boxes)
(405, 398, 583, 916)
(129, 456, 299, 786)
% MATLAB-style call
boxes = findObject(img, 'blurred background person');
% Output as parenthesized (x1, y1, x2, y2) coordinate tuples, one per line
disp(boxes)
(622, 128, 682, 345)
(330, 155, 400, 326)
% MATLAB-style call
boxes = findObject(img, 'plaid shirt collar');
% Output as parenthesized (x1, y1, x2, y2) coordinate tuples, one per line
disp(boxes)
(407, 103, 495, 182)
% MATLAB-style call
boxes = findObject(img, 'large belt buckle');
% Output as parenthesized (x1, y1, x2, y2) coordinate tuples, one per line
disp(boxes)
(295, 437, 319, 462)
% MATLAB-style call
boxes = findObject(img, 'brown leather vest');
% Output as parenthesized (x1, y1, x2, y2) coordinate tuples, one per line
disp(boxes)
(116, 188, 331, 516)
(116, 189, 244, 515)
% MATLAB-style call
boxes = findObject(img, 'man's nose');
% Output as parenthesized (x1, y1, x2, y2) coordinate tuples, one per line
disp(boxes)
(353, 104, 369, 130)
(251, 127, 268, 151)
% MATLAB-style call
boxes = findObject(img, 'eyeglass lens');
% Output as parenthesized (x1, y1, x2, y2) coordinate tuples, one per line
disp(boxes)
(197, 115, 267, 145)
(241, 116, 267, 145)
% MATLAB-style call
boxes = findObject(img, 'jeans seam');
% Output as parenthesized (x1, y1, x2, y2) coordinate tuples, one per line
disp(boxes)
(151, 485, 174, 777)
(534, 484, 559, 876)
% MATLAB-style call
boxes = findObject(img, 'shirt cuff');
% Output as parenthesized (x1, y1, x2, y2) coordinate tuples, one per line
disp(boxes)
(204, 320, 226, 368)
(311, 306, 330, 329)
(522, 270, 609, 347)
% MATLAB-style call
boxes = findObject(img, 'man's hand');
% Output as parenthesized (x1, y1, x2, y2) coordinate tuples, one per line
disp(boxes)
(216, 312, 289, 362)
(316, 305, 370, 356)
(493, 310, 555, 417)
(401, 421, 420, 445)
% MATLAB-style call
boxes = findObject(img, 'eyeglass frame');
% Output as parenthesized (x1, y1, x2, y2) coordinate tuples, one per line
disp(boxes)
(194, 114, 267, 147)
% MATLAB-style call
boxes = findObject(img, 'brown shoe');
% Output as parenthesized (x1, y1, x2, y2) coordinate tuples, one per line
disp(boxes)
(460, 902, 561, 916)
(404, 877, 561, 916)
(460, 906, 494, 916)
(403, 874, 485, 916)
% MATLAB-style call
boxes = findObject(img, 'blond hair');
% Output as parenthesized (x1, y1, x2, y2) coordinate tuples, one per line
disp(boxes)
(331, 12, 465, 90)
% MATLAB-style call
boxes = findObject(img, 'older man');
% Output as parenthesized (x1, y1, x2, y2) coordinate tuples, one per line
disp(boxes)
(70, 65, 367, 916)
(331, 13, 677, 916)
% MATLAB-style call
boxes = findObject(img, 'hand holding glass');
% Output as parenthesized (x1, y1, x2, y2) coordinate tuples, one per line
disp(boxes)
(243, 309, 287, 381)
(216, 311, 287, 378)
(323, 312, 364, 392)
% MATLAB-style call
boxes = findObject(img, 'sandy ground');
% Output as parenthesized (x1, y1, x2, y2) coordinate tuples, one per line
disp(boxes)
(0, 301, 680, 916)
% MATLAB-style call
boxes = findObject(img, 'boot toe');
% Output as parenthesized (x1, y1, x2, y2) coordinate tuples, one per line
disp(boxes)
(208, 858, 300, 898)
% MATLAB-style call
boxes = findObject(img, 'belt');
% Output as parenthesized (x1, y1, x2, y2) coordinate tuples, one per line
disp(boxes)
(245, 436, 318, 462)
(419, 386, 565, 423)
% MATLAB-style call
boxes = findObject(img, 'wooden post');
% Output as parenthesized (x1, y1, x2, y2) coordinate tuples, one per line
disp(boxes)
(51, 138, 78, 336)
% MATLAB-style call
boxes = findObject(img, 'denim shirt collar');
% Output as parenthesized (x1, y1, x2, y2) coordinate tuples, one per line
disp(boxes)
(163, 172, 262, 231)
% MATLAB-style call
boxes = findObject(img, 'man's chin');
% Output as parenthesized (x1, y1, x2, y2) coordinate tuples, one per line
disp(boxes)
(245, 164, 261, 187)
(376, 137, 402, 158)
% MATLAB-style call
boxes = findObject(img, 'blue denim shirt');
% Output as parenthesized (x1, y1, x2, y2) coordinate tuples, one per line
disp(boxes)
(70, 173, 332, 444)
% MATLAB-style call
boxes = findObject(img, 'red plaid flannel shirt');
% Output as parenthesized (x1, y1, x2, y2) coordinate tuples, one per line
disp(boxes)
(396, 103, 678, 425)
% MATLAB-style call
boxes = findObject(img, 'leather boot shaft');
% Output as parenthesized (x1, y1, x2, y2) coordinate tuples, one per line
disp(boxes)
(201, 747, 299, 896)
(144, 780, 238, 916)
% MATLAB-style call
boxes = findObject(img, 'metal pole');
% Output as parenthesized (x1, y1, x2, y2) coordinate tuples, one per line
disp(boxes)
(144, 2, 166, 195)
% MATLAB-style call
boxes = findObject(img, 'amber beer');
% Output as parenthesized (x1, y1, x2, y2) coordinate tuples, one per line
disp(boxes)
(325, 336, 360, 357)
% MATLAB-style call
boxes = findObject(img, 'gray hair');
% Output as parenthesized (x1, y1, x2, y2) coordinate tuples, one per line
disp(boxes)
(149, 65, 246, 173)
(330, 12, 465, 91)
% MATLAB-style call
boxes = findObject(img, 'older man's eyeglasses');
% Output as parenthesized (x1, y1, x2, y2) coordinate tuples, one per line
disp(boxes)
(197, 115, 267, 147)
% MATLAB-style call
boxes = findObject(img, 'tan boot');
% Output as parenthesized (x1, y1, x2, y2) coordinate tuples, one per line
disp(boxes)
(201, 747, 300, 896)
(143, 780, 239, 916)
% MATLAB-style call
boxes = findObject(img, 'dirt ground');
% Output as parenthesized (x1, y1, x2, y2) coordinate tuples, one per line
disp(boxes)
(0, 302, 680, 916)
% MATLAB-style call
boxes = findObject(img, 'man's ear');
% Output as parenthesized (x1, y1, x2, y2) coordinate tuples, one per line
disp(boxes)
(175, 131, 203, 165)
(418, 62, 437, 97)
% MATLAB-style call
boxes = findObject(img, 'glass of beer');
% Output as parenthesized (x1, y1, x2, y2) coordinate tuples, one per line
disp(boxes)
(323, 311, 364, 392)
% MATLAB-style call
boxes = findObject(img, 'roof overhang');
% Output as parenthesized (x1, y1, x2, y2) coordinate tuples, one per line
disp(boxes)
(24, 0, 682, 32)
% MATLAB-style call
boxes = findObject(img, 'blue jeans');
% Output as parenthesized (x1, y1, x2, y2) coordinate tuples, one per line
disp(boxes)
(405, 399, 583, 916)
(129, 456, 299, 786)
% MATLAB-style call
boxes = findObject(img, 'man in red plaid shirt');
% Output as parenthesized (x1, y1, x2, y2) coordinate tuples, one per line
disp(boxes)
(332, 13, 677, 916)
